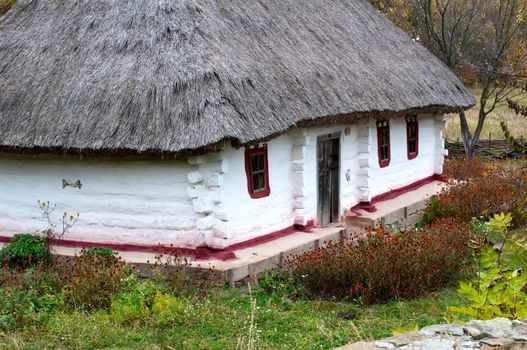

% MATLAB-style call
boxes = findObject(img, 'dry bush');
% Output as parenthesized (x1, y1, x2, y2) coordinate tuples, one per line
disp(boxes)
(425, 159, 527, 227)
(59, 249, 131, 310)
(147, 252, 217, 300)
(287, 218, 472, 304)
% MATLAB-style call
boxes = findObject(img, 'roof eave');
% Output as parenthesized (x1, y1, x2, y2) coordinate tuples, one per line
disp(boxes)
(0, 103, 474, 159)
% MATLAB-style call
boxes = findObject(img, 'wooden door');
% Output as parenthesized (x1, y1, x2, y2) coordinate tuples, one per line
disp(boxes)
(317, 134, 340, 226)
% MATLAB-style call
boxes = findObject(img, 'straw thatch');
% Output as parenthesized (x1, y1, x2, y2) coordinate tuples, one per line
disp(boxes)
(0, 0, 474, 156)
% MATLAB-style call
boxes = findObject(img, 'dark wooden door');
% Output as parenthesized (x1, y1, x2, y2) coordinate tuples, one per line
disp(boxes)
(317, 135, 340, 226)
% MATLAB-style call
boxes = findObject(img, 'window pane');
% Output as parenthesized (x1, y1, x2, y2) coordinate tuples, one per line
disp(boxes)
(379, 128, 389, 148)
(250, 154, 265, 172)
(258, 173, 266, 190)
(246, 148, 269, 196)
(407, 123, 417, 154)
(250, 155, 258, 172)
(381, 145, 388, 160)
(257, 154, 264, 171)
(409, 141, 416, 153)
(252, 174, 259, 190)
(252, 172, 266, 192)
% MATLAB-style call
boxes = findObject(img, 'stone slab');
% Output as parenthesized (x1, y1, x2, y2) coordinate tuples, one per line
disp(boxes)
(333, 342, 378, 350)
(467, 318, 513, 338)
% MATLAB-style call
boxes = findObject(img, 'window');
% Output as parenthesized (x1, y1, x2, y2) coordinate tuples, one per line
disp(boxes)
(406, 116, 419, 160)
(377, 120, 390, 168)
(245, 145, 270, 199)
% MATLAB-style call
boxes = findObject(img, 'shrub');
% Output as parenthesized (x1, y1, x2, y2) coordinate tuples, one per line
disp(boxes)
(61, 248, 131, 311)
(0, 286, 61, 331)
(450, 213, 527, 320)
(110, 276, 189, 327)
(257, 270, 306, 300)
(84, 247, 117, 258)
(443, 157, 487, 181)
(110, 291, 151, 325)
(0, 234, 50, 269)
(149, 253, 216, 300)
(110, 276, 159, 325)
(287, 218, 473, 304)
(422, 159, 527, 227)
(151, 291, 188, 327)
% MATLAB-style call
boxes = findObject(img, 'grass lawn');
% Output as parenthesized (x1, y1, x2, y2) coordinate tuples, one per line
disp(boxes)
(444, 88, 527, 142)
(0, 286, 464, 350)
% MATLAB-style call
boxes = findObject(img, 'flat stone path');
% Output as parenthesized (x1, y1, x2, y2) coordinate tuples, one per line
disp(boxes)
(336, 318, 527, 349)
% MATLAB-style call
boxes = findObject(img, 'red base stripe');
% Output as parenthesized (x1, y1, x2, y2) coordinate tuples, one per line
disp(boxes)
(0, 221, 315, 261)
(348, 174, 447, 215)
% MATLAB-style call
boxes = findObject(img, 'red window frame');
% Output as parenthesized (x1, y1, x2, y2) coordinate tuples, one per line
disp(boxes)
(406, 116, 419, 160)
(377, 120, 391, 168)
(244, 145, 271, 199)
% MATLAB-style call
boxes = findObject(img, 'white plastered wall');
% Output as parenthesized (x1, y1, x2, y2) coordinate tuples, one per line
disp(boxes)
(292, 125, 362, 225)
(235, 114, 447, 233)
(0, 155, 201, 247)
(0, 114, 447, 250)
(218, 125, 363, 244)
(365, 114, 447, 199)
(219, 135, 296, 245)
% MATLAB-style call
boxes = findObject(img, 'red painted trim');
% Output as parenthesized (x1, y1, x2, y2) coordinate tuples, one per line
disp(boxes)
(244, 145, 271, 199)
(348, 174, 447, 215)
(0, 221, 316, 262)
(0, 236, 237, 261)
(227, 220, 314, 251)
(377, 122, 391, 168)
(406, 118, 419, 160)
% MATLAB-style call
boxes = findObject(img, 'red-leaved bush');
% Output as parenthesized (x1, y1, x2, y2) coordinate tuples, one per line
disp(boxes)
(423, 158, 527, 227)
(286, 218, 473, 304)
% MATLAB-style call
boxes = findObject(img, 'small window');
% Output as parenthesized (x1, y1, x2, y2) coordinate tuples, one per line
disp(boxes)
(406, 116, 419, 160)
(245, 145, 271, 199)
(377, 120, 390, 168)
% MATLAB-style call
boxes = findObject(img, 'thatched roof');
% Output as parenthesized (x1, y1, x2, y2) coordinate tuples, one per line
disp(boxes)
(0, 0, 474, 156)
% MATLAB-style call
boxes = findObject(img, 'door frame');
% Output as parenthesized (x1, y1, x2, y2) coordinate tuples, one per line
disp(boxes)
(316, 132, 341, 226)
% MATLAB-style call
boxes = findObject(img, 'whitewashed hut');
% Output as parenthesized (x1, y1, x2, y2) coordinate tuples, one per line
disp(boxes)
(0, 0, 474, 257)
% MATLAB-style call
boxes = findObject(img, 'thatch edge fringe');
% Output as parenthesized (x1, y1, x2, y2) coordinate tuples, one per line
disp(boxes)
(0, 104, 471, 159)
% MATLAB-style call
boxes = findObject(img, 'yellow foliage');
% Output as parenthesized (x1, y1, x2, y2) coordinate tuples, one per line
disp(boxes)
(0, 0, 15, 17)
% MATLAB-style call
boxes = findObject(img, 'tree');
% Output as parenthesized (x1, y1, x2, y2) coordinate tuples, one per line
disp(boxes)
(371, 0, 527, 159)
(418, 0, 527, 158)
(502, 86, 527, 152)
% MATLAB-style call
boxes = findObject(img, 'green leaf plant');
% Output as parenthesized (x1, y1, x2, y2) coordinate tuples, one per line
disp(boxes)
(449, 213, 527, 320)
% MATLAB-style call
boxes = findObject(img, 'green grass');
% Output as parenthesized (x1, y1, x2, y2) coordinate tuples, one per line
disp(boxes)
(0, 286, 464, 350)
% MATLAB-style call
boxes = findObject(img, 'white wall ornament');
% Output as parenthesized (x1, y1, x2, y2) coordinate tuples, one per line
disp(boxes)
(62, 179, 83, 189)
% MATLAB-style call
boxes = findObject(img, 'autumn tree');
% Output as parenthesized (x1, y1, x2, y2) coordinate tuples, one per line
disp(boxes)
(418, 0, 527, 158)
(371, 0, 527, 159)
(502, 86, 527, 152)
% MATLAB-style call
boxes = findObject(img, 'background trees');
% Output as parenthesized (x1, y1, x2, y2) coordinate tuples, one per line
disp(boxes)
(372, 0, 527, 158)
